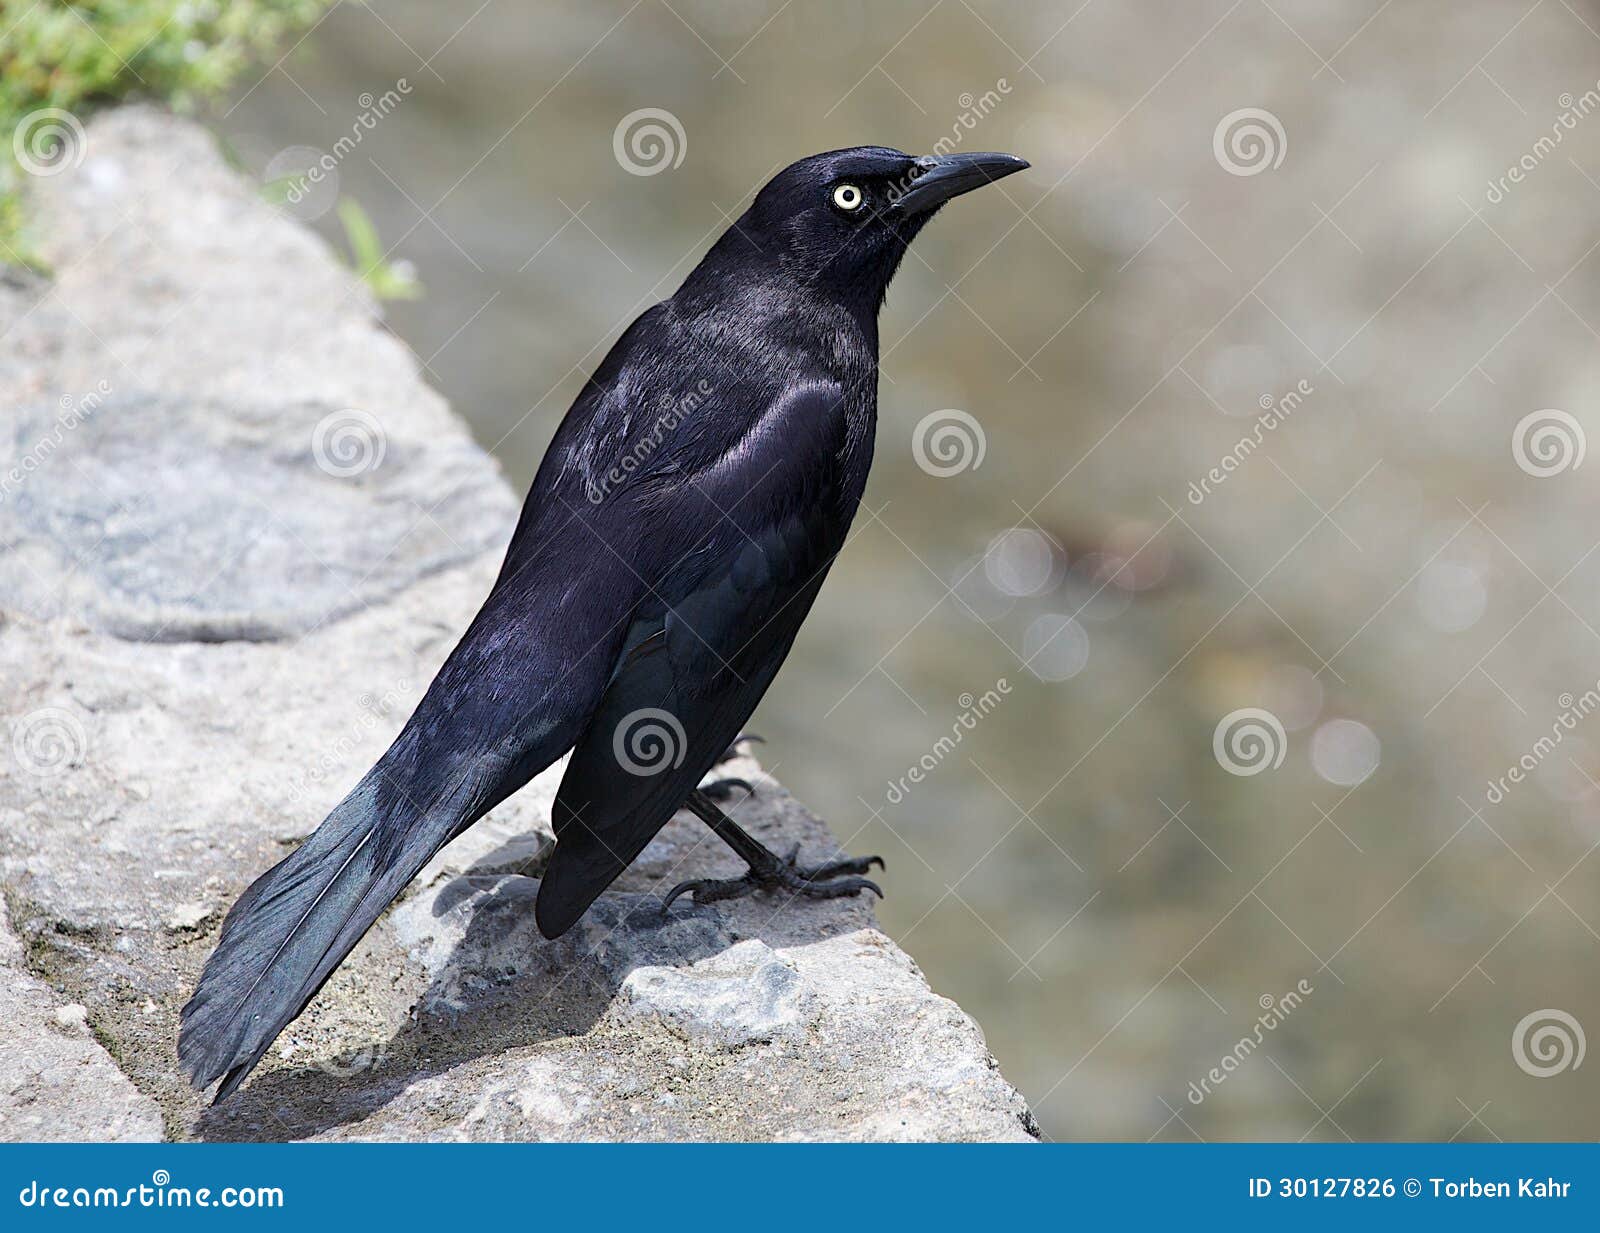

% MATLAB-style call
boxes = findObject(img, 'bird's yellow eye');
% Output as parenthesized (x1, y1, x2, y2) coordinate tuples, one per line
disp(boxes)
(832, 183, 864, 211)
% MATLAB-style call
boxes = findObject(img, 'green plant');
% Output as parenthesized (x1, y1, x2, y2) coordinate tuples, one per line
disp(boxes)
(336, 197, 422, 301)
(0, 0, 332, 263)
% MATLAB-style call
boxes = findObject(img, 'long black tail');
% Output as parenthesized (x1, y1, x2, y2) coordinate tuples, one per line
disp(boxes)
(178, 756, 478, 1102)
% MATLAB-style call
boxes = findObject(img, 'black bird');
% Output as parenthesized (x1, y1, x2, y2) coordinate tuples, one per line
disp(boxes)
(179, 146, 1029, 1101)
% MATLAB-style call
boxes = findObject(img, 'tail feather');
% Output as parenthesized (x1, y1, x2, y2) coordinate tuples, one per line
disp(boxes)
(178, 766, 470, 1102)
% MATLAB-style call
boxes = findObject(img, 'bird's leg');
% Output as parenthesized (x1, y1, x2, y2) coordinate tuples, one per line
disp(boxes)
(701, 732, 765, 802)
(662, 789, 884, 911)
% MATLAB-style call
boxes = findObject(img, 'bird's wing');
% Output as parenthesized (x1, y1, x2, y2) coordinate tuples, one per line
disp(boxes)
(534, 379, 864, 937)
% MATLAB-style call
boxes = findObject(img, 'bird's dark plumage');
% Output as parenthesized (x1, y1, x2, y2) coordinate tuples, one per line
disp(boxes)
(179, 145, 1028, 1100)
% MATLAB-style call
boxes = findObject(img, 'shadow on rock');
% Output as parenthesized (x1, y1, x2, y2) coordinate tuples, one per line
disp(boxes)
(195, 874, 740, 1141)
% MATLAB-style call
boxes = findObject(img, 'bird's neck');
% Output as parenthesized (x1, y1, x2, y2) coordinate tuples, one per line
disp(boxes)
(677, 226, 888, 357)
(672, 283, 876, 392)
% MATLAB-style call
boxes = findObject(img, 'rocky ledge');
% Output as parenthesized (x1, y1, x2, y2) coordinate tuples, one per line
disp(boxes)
(0, 107, 1033, 1142)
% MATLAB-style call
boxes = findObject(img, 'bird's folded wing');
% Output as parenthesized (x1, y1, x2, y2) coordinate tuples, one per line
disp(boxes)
(533, 380, 861, 937)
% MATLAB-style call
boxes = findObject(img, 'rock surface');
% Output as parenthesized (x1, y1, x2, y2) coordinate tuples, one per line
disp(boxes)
(0, 106, 1034, 1142)
(0, 898, 164, 1141)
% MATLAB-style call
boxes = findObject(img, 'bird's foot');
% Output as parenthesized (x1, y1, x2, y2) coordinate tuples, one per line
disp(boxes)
(662, 842, 884, 912)
(716, 732, 764, 765)
(699, 775, 754, 804)
(703, 732, 764, 800)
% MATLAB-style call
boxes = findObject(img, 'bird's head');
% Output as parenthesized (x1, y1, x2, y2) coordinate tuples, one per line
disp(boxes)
(719, 145, 1029, 314)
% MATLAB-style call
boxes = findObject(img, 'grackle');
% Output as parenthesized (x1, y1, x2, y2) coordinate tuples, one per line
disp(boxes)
(179, 146, 1028, 1101)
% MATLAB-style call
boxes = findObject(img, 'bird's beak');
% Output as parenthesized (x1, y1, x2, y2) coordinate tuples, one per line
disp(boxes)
(890, 151, 1030, 216)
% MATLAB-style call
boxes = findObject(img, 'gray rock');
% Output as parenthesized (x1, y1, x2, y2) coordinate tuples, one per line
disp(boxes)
(0, 106, 1033, 1142)
(2, 392, 513, 642)
(0, 899, 164, 1142)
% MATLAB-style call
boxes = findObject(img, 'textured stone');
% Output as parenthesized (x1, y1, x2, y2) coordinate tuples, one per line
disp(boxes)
(0, 106, 1033, 1142)
(0, 900, 164, 1142)
(2, 392, 512, 642)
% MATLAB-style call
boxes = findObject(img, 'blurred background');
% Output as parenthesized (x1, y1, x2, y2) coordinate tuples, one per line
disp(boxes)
(209, 0, 1600, 1139)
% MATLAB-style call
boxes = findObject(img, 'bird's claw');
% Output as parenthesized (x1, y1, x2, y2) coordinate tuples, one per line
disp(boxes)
(699, 776, 755, 803)
(661, 847, 885, 913)
(801, 853, 885, 879)
(716, 732, 765, 764)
